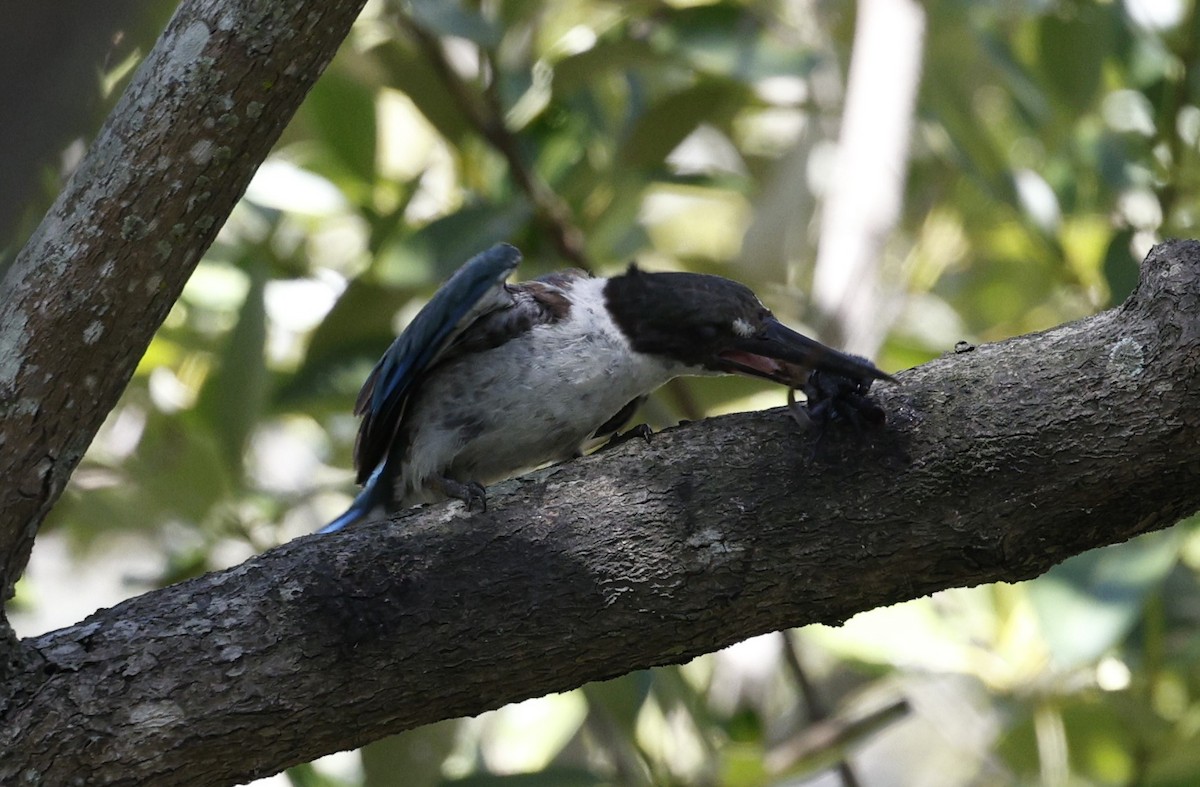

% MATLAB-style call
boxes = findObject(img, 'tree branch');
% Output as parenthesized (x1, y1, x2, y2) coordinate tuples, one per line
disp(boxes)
(3, 240, 1199, 786)
(0, 0, 367, 644)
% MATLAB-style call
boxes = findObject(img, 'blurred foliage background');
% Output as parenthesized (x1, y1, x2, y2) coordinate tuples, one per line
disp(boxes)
(7, 0, 1200, 785)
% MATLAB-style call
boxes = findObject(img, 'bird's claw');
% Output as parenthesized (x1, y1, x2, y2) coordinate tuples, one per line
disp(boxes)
(435, 477, 488, 512)
(463, 481, 487, 512)
(601, 423, 654, 451)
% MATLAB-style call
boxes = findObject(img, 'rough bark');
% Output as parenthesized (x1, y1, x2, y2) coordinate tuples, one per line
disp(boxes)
(0, 0, 367, 646)
(1, 240, 1198, 786)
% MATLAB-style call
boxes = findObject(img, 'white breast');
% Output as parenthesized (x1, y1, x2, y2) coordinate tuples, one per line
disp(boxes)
(395, 276, 686, 502)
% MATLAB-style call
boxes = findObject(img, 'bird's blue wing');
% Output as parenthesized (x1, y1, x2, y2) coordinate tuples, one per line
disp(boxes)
(352, 243, 521, 483)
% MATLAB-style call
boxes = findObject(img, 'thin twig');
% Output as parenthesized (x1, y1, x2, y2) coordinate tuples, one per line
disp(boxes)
(780, 632, 863, 787)
(397, 15, 590, 269)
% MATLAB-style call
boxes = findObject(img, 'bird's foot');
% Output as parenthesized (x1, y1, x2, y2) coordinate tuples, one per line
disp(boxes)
(433, 476, 488, 512)
(600, 423, 654, 452)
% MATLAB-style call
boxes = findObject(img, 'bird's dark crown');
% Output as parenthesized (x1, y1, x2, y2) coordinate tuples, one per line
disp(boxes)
(604, 264, 770, 366)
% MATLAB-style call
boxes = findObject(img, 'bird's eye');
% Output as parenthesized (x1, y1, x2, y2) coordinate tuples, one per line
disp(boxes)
(696, 324, 720, 341)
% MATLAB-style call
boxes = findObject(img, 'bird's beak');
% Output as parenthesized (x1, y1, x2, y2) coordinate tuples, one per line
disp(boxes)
(715, 318, 894, 386)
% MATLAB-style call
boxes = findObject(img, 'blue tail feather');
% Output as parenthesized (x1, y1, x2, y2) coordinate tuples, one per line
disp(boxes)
(319, 464, 387, 534)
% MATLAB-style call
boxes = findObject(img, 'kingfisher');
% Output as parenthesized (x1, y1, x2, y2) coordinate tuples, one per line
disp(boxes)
(319, 244, 891, 533)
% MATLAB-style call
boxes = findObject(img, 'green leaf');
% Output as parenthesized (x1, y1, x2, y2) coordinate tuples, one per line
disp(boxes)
(720, 742, 769, 787)
(1102, 229, 1139, 305)
(408, 0, 501, 47)
(406, 200, 535, 269)
(445, 770, 610, 787)
(1028, 530, 1181, 669)
(656, 4, 817, 83)
(1036, 4, 1117, 114)
(582, 672, 654, 732)
(304, 68, 378, 185)
(996, 697, 1136, 783)
(284, 761, 345, 787)
(921, 74, 1019, 205)
(362, 721, 460, 787)
(375, 40, 473, 145)
(194, 257, 269, 477)
(618, 81, 747, 169)
(276, 278, 411, 410)
(552, 39, 665, 94)
(134, 411, 234, 527)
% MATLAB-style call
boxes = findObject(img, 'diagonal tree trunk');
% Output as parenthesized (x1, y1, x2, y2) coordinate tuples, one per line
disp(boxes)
(0, 0, 368, 673)
(1, 238, 1199, 785)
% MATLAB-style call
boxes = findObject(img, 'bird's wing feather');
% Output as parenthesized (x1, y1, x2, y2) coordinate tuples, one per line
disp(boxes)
(352, 244, 522, 482)
(436, 270, 586, 360)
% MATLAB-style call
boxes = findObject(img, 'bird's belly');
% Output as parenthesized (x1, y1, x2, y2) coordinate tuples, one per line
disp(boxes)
(400, 323, 678, 494)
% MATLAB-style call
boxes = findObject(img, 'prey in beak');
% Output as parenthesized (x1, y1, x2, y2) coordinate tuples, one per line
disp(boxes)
(715, 317, 894, 428)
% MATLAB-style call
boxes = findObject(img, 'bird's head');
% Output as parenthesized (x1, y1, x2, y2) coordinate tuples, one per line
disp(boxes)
(604, 265, 892, 386)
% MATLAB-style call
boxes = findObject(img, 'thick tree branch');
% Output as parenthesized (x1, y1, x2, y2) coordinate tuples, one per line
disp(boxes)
(0, 0, 366, 641)
(2, 241, 1198, 786)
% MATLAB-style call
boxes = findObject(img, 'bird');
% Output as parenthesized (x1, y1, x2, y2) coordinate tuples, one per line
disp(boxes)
(318, 243, 892, 533)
